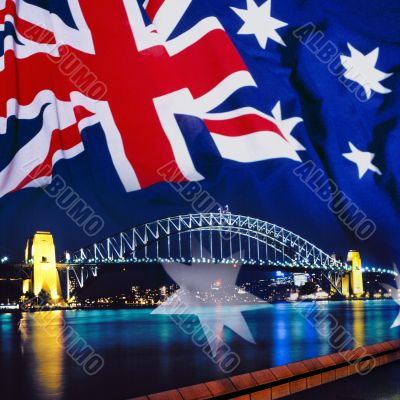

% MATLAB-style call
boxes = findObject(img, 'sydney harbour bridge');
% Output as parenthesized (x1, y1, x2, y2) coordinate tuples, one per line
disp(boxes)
(18, 212, 398, 301)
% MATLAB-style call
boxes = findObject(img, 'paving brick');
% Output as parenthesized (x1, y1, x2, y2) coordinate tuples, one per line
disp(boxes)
(270, 365, 293, 380)
(385, 340, 397, 350)
(363, 344, 377, 356)
(379, 342, 393, 352)
(370, 343, 386, 354)
(178, 383, 212, 400)
(289, 378, 307, 394)
(329, 352, 346, 365)
(392, 339, 400, 348)
(353, 346, 368, 359)
(271, 383, 290, 400)
(378, 354, 389, 366)
(388, 352, 399, 362)
(251, 369, 276, 385)
(335, 366, 349, 379)
(388, 340, 400, 349)
(205, 378, 236, 396)
(347, 362, 358, 375)
(230, 373, 257, 390)
(148, 390, 183, 400)
(316, 355, 336, 368)
(321, 370, 335, 384)
(356, 357, 377, 374)
(340, 349, 357, 362)
(286, 361, 308, 375)
(302, 357, 324, 372)
(251, 389, 272, 400)
(306, 374, 322, 388)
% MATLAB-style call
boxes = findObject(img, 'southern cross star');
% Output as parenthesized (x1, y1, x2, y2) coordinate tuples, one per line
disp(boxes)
(340, 43, 392, 99)
(342, 142, 382, 179)
(152, 251, 268, 357)
(231, 0, 288, 49)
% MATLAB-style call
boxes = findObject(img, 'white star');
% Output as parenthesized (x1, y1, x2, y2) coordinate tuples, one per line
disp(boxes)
(342, 142, 382, 179)
(340, 44, 392, 99)
(270, 101, 305, 152)
(152, 248, 268, 356)
(231, 0, 288, 49)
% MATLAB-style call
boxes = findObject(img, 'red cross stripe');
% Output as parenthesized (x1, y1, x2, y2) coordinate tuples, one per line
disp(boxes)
(0, 0, 293, 198)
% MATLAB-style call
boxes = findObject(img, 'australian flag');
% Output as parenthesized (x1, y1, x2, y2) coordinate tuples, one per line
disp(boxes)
(0, 0, 399, 267)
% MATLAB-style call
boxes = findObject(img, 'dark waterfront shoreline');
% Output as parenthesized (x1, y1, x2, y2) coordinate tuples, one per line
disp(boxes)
(0, 297, 395, 314)
(0, 304, 157, 313)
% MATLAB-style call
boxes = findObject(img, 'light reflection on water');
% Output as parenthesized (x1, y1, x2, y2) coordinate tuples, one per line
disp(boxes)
(0, 300, 398, 400)
(23, 312, 64, 400)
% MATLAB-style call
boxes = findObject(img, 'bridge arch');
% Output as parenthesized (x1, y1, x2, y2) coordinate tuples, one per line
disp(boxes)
(69, 213, 350, 272)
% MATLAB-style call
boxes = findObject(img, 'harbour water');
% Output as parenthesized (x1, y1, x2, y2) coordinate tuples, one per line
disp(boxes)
(0, 300, 398, 399)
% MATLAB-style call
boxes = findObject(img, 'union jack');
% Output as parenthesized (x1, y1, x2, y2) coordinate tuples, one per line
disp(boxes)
(0, 0, 303, 198)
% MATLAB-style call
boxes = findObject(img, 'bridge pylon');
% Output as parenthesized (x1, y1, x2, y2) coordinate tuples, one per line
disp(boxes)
(341, 273, 350, 297)
(330, 251, 364, 297)
(335, 250, 364, 298)
(24, 232, 62, 301)
(346, 250, 364, 297)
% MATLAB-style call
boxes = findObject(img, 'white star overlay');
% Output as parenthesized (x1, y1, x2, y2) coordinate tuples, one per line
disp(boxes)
(270, 101, 305, 152)
(340, 44, 392, 99)
(152, 247, 268, 357)
(342, 142, 382, 179)
(382, 265, 400, 328)
(231, 0, 288, 49)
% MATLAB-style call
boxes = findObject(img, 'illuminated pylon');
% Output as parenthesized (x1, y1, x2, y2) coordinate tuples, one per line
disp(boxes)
(24, 232, 62, 301)
(347, 250, 364, 297)
(341, 273, 350, 297)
